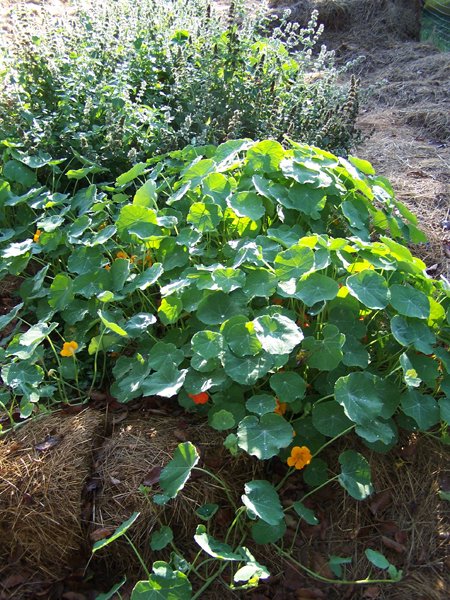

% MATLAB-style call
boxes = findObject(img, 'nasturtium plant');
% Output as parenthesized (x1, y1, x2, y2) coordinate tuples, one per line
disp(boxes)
(1, 138, 449, 592)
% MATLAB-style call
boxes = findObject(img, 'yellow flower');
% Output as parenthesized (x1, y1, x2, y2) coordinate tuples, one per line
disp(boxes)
(287, 446, 312, 470)
(60, 341, 79, 357)
(274, 398, 287, 416)
(33, 229, 42, 243)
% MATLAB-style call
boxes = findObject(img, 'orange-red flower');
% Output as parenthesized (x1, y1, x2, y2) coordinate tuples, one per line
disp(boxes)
(33, 229, 42, 243)
(274, 398, 287, 416)
(188, 392, 209, 405)
(287, 446, 312, 470)
(60, 341, 79, 357)
(271, 297, 284, 306)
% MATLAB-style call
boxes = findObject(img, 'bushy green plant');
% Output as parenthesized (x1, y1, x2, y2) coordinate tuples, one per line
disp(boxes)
(0, 0, 359, 179)
(1, 139, 449, 593)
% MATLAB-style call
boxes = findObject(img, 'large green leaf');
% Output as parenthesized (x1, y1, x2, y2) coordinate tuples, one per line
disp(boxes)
(154, 442, 199, 504)
(294, 273, 339, 306)
(237, 413, 293, 459)
(274, 245, 314, 281)
(141, 362, 187, 398)
(245, 140, 285, 175)
(116, 162, 148, 186)
(390, 315, 435, 354)
(251, 519, 286, 544)
(312, 401, 353, 437)
(191, 331, 224, 360)
(228, 191, 265, 220)
(48, 274, 74, 310)
(197, 291, 243, 325)
(222, 317, 262, 357)
(400, 390, 440, 430)
(116, 204, 158, 242)
(222, 349, 273, 385)
(334, 372, 383, 425)
(253, 314, 303, 355)
(98, 309, 128, 337)
(269, 372, 306, 403)
(389, 285, 430, 319)
(242, 480, 284, 526)
(346, 270, 389, 309)
(3, 159, 37, 186)
(246, 394, 277, 416)
(338, 450, 373, 500)
(303, 324, 345, 371)
(187, 202, 222, 232)
(131, 562, 192, 600)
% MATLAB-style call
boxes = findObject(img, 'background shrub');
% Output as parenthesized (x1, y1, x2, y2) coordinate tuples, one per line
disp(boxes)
(0, 0, 359, 179)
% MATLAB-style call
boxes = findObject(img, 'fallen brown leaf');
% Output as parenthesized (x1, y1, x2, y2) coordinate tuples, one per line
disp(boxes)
(363, 586, 381, 599)
(381, 535, 406, 554)
(1, 574, 27, 589)
(369, 490, 392, 517)
(142, 466, 162, 486)
(90, 527, 115, 542)
(35, 435, 61, 451)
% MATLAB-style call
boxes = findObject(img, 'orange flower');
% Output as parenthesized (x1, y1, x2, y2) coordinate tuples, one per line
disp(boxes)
(98, 222, 107, 231)
(274, 398, 287, 416)
(144, 253, 153, 267)
(60, 341, 79, 357)
(116, 251, 129, 260)
(33, 229, 42, 243)
(104, 264, 111, 271)
(287, 446, 312, 470)
(188, 392, 209, 405)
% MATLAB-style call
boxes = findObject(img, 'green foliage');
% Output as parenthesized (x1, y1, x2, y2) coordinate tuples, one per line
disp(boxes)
(2, 138, 448, 593)
(0, 1, 360, 180)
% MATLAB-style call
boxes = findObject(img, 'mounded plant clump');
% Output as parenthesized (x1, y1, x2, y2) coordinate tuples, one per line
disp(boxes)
(0, 138, 449, 594)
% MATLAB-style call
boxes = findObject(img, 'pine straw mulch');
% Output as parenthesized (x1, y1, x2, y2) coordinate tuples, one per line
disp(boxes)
(89, 415, 260, 581)
(0, 410, 104, 595)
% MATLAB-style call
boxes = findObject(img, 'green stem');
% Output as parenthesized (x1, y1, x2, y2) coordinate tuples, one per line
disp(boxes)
(273, 545, 401, 585)
(193, 467, 237, 511)
(124, 534, 151, 578)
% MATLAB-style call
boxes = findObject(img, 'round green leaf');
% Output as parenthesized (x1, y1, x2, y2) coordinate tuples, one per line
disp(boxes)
(197, 291, 244, 325)
(303, 458, 329, 488)
(246, 394, 277, 416)
(312, 401, 353, 437)
(187, 202, 222, 232)
(228, 191, 265, 220)
(303, 324, 345, 371)
(150, 525, 173, 551)
(251, 518, 286, 544)
(222, 317, 262, 357)
(209, 409, 235, 431)
(334, 372, 383, 425)
(269, 372, 306, 403)
(131, 562, 192, 600)
(338, 450, 373, 500)
(253, 313, 303, 355)
(390, 315, 436, 354)
(191, 331, 224, 360)
(242, 480, 284, 525)
(154, 442, 199, 503)
(237, 413, 294, 459)
(365, 549, 390, 570)
(274, 245, 315, 281)
(194, 525, 242, 560)
(389, 284, 430, 319)
(222, 349, 273, 385)
(294, 273, 339, 306)
(346, 270, 389, 309)
(401, 390, 440, 430)
(196, 503, 219, 521)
